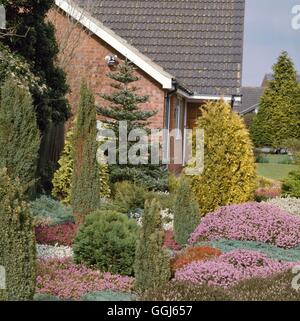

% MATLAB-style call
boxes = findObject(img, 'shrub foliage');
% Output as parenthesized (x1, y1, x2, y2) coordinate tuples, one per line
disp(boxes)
(0, 169, 36, 301)
(52, 128, 110, 205)
(74, 210, 138, 275)
(0, 77, 40, 192)
(97, 60, 168, 191)
(71, 83, 101, 224)
(134, 199, 171, 291)
(251, 52, 300, 147)
(189, 100, 256, 215)
(174, 176, 200, 245)
(282, 169, 300, 198)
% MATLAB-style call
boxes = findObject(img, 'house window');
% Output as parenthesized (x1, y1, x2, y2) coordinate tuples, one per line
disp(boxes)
(175, 97, 184, 139)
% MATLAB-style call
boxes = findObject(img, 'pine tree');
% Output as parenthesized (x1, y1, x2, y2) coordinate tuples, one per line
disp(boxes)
(1, 0, 70, 190)
(251, 52, 300, 147)
(0, 77, 40, 192)
(52, 128, 110, 204)
(174, 176, 200, 245)
(97, 60, 168, 191)
(190, 100, 257, 215)
(0, 168, 36, 301)
(134, 198, 170, 291)
(71, 83, 101, 225)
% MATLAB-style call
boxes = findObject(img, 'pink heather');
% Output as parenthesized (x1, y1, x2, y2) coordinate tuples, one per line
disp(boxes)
(189, 202, 300, 248)
(36, 258, 134, 300)
(174, 249, 298, 288)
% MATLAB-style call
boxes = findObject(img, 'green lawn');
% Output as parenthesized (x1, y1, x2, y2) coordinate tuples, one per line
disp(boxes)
(257, 163, 298, 181)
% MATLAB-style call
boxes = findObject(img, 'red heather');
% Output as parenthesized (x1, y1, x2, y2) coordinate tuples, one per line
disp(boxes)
(35, 222, 77, 246)
(189, 202, 300, 248)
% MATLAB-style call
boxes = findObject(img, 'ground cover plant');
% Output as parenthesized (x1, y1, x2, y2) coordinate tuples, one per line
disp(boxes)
(35, 222, 76, 246)
(174, 250, 297, 288)
(199, 239, 300, 262)
(171, 246, 221, 275)
(36, 258, 134, 300)
(141, 270, 300, 301)
(265, 197, 300, 216)
(30, 196, 74, 226)
(189, 202, 300, 248)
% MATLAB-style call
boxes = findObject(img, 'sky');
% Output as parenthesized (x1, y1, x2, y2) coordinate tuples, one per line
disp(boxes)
(243, 0, 300, 86)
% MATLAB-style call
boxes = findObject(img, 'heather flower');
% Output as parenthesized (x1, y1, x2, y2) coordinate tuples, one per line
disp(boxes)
(37, 244, 73, 260)
(36, 258, 134, 300)
(265, 197, 300, 216)
(189, 202, 300, 248)
(175, 250, 297, 288)
(163, 230, 181, 251)
(35, 222, 77, 246)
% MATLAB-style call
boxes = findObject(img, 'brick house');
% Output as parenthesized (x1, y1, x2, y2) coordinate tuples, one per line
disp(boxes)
(50, 0, 245, 170)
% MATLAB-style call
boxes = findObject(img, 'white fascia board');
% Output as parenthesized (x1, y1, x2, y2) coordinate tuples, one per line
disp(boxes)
(240, 103, 259, 115)
(55, 0, 174, 89)
(177, 89, 238, 102)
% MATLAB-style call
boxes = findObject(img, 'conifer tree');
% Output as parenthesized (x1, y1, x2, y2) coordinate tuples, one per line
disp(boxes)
(0, 77, 40, 192)
(190, 100, 257, 215)
(134, 199, 170, 291)
(0, 168, 36, 301)
(52, 128, 110, 204)
(251, 52, 300, 147)
(71, 82, 101, 225)
(97, 61, 168, 190)
(174, 176, 200, 245)
(1, 0, 71, 190)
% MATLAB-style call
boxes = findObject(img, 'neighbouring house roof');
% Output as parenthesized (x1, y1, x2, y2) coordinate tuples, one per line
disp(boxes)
(56, 0, 245, 98)
(234, 87, 264, 115)
(262, 73, 300, 87)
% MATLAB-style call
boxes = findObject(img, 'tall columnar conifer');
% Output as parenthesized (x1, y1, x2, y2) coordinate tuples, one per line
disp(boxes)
(134, 199, 170, 291)
(190, 100, 257, 215)
(52, 128, 110, 204)
(0, 169, 36, 301)
(0, 0, 71, 190)
(174, 176, 200, 245)
(0, 77, 40, 192)
(251, 52, 300, 147)
(71, 82, 101, 225)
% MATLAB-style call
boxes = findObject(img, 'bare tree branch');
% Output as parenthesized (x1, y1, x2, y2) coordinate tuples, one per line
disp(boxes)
(49, 0, 95, 71)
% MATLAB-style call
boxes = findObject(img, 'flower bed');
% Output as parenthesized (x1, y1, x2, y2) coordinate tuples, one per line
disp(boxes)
(255, 177, 282, 201)
(199, 239, 300, 262)
(36, 258, 134, 300)
(37, 244, 73, 260)
(174, 250, 296, 288)
(265, 197, 300, 216)
(163, 230, 181, 251)
(142, 270, 300, 301)
(35, 222, 77, 246)
(171, 246, 221, 274)
(189, 202, 300, 248)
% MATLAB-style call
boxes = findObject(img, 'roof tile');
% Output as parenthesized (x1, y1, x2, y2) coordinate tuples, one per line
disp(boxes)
(75, 0, 245, 96)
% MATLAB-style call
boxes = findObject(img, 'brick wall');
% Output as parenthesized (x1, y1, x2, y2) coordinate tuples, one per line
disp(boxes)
(48, 9, 166, 130)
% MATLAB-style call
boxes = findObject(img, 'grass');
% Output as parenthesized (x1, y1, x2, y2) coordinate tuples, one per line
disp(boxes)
(256, 154, 294, 164)
(257, 163, 298, 181)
